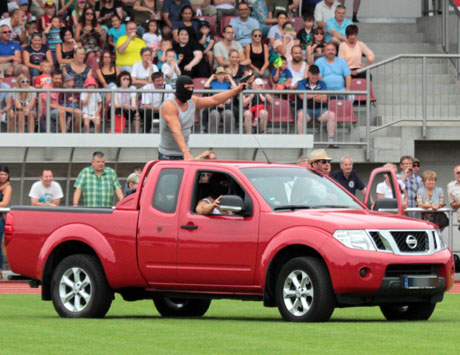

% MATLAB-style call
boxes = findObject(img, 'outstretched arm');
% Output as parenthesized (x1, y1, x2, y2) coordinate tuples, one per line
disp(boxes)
(193, 84, 246, 110)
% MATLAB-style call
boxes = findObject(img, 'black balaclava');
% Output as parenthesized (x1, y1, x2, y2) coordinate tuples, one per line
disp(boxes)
(208, 173, 229, 199)
(175, 75, 194, 102)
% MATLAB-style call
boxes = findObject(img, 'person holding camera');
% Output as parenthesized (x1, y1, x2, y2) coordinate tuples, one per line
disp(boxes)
(116, 21, 147, 73)
(397, 155, 423, 218)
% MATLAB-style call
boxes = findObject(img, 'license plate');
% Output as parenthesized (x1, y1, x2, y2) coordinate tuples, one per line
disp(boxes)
(402, 275, 439, 289)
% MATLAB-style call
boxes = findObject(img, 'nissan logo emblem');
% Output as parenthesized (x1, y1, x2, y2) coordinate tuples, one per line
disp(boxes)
(406, 235, 418, 249)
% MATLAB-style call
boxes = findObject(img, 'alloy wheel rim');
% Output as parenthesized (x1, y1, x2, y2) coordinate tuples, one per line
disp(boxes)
(59, 267, 92, 312)
(282, 270, 314, 316)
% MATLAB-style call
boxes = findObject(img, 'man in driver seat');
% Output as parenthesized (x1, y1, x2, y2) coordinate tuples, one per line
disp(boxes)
(196, 173, 233, 215)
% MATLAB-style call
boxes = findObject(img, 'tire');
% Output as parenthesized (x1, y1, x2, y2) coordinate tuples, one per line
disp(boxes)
(275, 256, 335, 322)
(380, 302, 436, 321)
(51, 254, 114, 318)
(153, 297, 211, 317)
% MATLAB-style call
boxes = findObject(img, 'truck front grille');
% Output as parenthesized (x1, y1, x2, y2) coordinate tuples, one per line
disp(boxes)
(390, 231, 429, 252)
(366, 230, 441, 255)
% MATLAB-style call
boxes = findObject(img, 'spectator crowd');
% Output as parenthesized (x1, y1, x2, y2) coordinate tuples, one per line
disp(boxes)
(0, 0, 374, 140)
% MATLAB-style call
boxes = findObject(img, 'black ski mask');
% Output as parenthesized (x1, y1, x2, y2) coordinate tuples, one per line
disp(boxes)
(175, 75, 194, 102)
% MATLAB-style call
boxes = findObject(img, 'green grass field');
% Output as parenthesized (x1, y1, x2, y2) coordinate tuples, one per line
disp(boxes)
(0, 294, 459, 354)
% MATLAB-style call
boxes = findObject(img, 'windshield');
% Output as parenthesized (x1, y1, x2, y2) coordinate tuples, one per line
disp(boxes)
(241, 167, 363, 211)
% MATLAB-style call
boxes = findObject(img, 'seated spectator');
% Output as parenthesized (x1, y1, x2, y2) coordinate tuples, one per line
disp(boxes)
(22, 22, 38, 48)
(214, 25, 249, 69)
(125, 172, 141, 197)
(296, 14, 315, 54)
(0, 70, 12, 126)
(140, 71, 173, 133)
(214, 0, 236, 33)
(245, 29, 270, 78)
(339, 0, 361, 23)
(250, 0, 271, 37)
(96, 49, 119, 102)
(119, 0, 136, 20)
(75, 7, 106, 58)
(338, 24, 374, 79)
(29, 169, 63, 206)
(133, 0, 161, 30)
(191, 0, 217, 18)
(268, 0, 299, 19)
(37, 1, 57, 33)
(98, 0, 124, 30)
(315, 42, 350, 94)
(243, 78, 273, 134)
(325, 4, 353, 44)
(0, 24, 23, 77)
(296, 64, 337, 146)
(33, 59, 52, 88)
(0, 8, 25, 43)
(161, 49, 181, 89)
(116, 21, 147, 73)
(23, 32, 53, 79)
(198, 21, 215, 66)
(107, 15, 126, 50)
(288, 45, 308, 88)
(172, 5, 200, 43)
(58, 74, 82, 132)
(72, 0, 87, 29)
(273, 22, 297, 62)
(173, 27, 210, 77)
(162, 0, 192, 28)
(204, 66, 237, 133)
(43, 15, 62, 64)
(157, 39, 173, 70)
(376, 163, 408, 207)
(314, 0, 339, 30)
(114, 71, 139, 131)
(417, 170, 446, 228)
(227, 48, 244, 81)
(267, 11, 289, 51)
(56, 27, 79, 67)
(8, 74, 37, 133)
(131, 47, 159, 87)
(306, 27, 325, 65)
(63, 47, 92, 88)
(271, 56, 292, 90)
(230, 2, 260, 48)
(142, 19, 162, 50)
(81, 77, 103, 133)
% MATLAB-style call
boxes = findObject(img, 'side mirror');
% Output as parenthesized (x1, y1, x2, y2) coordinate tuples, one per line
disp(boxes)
(372, 198, 398, 214)
(220, 195, 244, 213)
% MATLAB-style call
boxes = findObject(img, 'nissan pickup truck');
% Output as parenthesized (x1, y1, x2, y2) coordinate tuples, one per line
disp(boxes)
(4, 161, 455, 322)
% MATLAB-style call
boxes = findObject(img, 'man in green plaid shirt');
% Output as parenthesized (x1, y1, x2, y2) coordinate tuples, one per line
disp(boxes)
(73, 151, 124, 207)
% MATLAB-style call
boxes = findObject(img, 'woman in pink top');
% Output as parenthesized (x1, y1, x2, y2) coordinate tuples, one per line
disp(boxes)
(338, 24, 374, 79)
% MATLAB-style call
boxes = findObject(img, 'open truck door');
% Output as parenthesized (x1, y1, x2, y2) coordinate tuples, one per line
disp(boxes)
(364, 167, 405, 216)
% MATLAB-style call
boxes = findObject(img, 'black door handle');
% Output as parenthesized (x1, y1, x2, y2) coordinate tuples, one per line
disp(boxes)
(181, 225, 198, 230)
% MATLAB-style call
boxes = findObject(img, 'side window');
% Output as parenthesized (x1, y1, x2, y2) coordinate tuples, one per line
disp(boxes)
(152, 168, 184, 213)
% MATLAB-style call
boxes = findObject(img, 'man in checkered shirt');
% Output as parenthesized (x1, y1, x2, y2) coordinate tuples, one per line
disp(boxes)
(396, 155, 423, 218)
(73, 151, 124, 207)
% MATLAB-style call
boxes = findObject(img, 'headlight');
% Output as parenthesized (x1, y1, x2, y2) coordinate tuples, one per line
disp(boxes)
(433, 229, 447, 250)
(333, 230, 376, 251)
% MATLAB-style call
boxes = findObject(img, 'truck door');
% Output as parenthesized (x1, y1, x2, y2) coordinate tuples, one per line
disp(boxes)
(138, 166, 186, 284)
(177, 168, 259, 287)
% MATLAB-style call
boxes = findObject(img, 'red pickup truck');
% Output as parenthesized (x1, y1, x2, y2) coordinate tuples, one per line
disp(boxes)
(4, 161, 455, 322)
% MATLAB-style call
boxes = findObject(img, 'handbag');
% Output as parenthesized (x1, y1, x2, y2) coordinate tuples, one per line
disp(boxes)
(432, 212, 449, 230)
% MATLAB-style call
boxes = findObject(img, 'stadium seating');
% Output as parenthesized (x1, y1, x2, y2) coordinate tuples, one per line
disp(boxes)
(195, 16, 218, 36)
(267, 98, 293, 123)
(3, 76, 17, 87)
(291, 17, 305, 33)
(221, 16, 237, 36)
(329, 99, 357, 123)
(350, 78, 376, 102)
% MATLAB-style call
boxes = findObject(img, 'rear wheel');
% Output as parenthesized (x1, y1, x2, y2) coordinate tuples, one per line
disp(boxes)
(153, 297, 211, 317)
(275, 256, 335, 322)
(380, 302, 436, 321)
(51, 254, 113, 318)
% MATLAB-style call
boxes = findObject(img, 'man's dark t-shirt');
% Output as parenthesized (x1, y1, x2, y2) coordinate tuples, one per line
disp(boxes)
(330, 169, 365, 195)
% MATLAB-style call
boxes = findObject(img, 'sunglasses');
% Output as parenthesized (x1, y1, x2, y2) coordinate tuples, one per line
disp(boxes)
(20, 80, 30, 84)
(315, 159, 330, 164)
(413, 164, 420, 168)
(253, 34, 261, 38)
(1, 31, 12, 34)
(86, 12, 94, 15)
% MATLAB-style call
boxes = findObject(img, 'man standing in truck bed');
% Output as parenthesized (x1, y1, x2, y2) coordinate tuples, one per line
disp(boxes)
(158, 75, 246, 160)
(73, 151, 124, 207)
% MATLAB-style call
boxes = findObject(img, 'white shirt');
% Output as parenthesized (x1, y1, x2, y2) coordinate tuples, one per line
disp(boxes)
(142, 33, 162, 49)
(376, 180, 406, 199)
(161, 63, 178, 81)
(131, 61, 159, 82)
(141, 83, 173, 108)
(0, 18, 22, 41)
(81, 92, 103, 117)
(28, 181, 63, 203)
(314, 0, 339, 24)
(288, 60, 307, 86)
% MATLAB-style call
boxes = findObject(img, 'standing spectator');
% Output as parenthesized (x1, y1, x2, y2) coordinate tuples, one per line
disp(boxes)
(162, 0, 192, 29)
(397, 155, 423, 218)
(140, 72, 173, 133)
(0, 165, 12, 280)
(161, 48, 181, 89)
(338, 24, 374, 79)
(172, 5, 200, 43)
(0, 70, 12, 124)
(131, 47, 159, 87)
(116, 21, 146, 73)
(314, 0, 339, 30)
(191, 0, 216, 18)
(214, 0, 236, 33)
(204, 66, 237, 133)
(309, 149, 332, 175)
(42, 15, 62, 64)
(448, 165, 460, 230)
(297, 155, 310, 167)
(325, 5, 353, 44)
(288, 45, 308, 88)
(376, 163, 408, 206)
(107, 14, 126, 50)
(306, 27, 326, 65)
(29, 169, 63, 206)
(81, 77, 103, 133)
(412, 158, 421, 177)
(417, 170, 446, 229)
(214, 25, 249, 69)
(339, 0, 361, 23)
(245, 29, 270, 78)
(73, 151, 124, 207)
(230, 2, 260, 48)
(123, 166, 142, 194)
(63, 47, 92, 88)
(75, 7, 106, 58)
(0, 24, 23, 77)
(315, 42, 351, 94)
(8, 74, 37, 133)
(331, 156, 366, 195)
(56, 27, 79, 66)
(198, 21, 215, 66)
(267, 11, 289, 51)
(124, 172, 141, 196)
(173, 28, 210, 78)
(23, 32, 53, 79)
(142, 19, 162, 50)
(242, 78, 273, 134)
(296, 64, 336, 147)
(271, 56, 292, 90)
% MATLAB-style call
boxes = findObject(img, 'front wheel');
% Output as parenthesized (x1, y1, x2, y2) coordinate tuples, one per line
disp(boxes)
(275, 256, 335, 322)
(153, 297, 211, 317)
(380, 302, 436, 321)
(51, 254, 114, 318)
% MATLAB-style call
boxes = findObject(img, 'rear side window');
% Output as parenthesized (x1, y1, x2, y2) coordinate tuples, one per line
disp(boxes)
(152, 168, 184, 213)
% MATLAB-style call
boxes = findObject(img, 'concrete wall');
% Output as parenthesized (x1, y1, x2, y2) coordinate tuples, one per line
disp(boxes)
(343, 0, 422, 19)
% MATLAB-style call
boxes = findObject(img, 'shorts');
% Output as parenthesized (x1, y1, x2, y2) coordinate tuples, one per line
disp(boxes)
(250, 104, 265, 120)
(297, 107, 328, 121)
(83, 113, 100, 120)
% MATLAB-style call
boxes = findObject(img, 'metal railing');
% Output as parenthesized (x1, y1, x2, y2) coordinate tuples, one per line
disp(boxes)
(441, 0, 460, 71)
